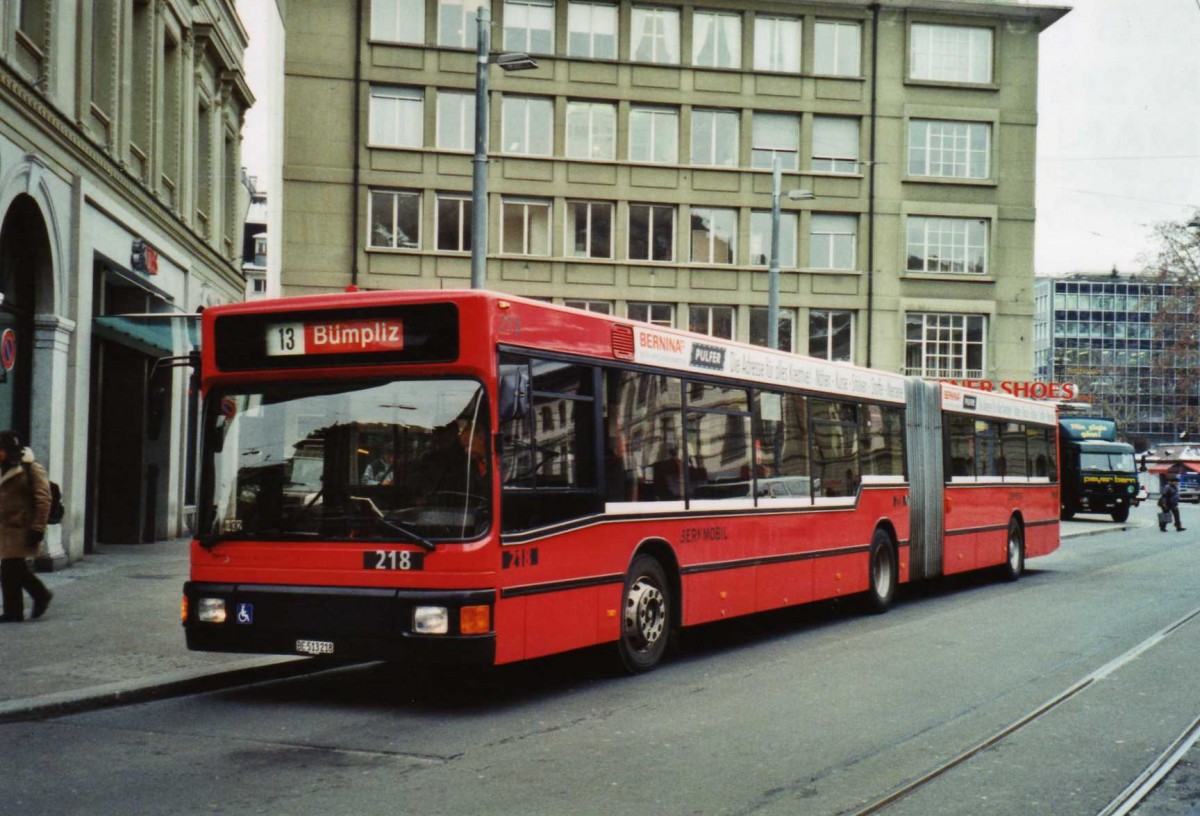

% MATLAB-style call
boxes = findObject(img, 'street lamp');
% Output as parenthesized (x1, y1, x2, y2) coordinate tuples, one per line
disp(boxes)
(471, 7, 538, 289)
(767, 156, 813, 349)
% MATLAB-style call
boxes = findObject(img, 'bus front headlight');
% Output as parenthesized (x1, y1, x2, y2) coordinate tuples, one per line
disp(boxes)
(413, 606, 449, 635)
(198, 598, 228, 624)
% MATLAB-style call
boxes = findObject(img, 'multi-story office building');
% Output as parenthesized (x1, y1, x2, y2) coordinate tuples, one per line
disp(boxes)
(0, 1, 253, 562)
(242, 174, 269, 300)
(1034, 273, 1199, 447)
(282, 0, 1066, 382)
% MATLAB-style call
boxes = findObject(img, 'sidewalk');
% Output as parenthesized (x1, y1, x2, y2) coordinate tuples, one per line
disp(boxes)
(0, 513, 1155, 722)
(0, 538, 310, 723)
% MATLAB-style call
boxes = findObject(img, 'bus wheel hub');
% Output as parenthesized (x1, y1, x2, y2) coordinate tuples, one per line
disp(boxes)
(625, 578, 665, 647)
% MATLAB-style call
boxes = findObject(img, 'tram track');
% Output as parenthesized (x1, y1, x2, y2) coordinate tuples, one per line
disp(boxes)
(842, 604, 1200, 816)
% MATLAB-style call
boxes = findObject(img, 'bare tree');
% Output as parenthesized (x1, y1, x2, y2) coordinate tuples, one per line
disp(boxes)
(1145, 211, 1200, 436)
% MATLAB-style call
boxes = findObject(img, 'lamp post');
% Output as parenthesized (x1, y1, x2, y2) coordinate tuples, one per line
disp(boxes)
(767, 156, 813, 349)
(471, 7, 537, 290)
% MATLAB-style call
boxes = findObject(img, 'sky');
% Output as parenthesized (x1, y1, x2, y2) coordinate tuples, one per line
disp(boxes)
(1035, 0, 1200, 275)
(235, 0, 1200, 277)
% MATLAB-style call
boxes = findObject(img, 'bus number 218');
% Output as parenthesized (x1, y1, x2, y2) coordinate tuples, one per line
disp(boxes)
(363, 551, 425, 571)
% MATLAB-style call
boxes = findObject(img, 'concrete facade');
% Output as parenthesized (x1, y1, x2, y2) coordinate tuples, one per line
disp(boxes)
(0, 0, 253, 564)
(282, 0, 1066, 382)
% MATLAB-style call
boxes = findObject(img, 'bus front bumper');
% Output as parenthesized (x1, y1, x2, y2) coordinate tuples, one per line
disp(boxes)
(183, 582, 497, 666)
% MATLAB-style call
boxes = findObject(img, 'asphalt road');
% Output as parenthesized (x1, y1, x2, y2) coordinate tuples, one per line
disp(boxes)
(5, 503, 1200, 816)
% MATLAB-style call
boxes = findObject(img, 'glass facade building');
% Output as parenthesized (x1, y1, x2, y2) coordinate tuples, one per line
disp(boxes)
(1034, 274, 1199, 447)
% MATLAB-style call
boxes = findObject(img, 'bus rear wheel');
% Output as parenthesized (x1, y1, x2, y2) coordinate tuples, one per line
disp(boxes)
(1000, 518, 1025, 582)
(866, 529, 897, 614)
(617, 555, 671, 674)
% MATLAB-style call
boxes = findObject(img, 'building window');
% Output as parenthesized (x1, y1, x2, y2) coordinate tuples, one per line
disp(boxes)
(750, 307, 795, 352)
(814, 20, 860, 76)
(909, 23, 993, 84)
(436, 194, 472, 252)
(690, 207, 737, 265)
(629, 204, 675, 262)
(809, 310, 854, 362)
(567, 1, 618, 59)
(693, 10, 741, 69)
(567, 201, 614, 259)
(372, 0, 426, 44)
(436, 90, 476, 151)
(501, 198, 552, 255)
(752, 112, 800, 170)
(628, 302, 674, 327)
(438, 0, 486, 47)
(369, 86, 424, 148)
(251, 277, 267, 293)
(809, 214, 857, 270)
(503, 0, 554, 54)
(629, 106, 678, 164)
(502, 96, 553, 156)
(908, 119, 990, 180)
(631, 6, 680, 64)
(566, 101, 617, 160)
(905, 313, 986, 379)
(369, 190, 421, 249)
(754, 15, 801, 73)
(689, 305, 734, 339)
(906, 216, 988, 275)
(691, 109, 739, 168)
(749, 211, 797, 267)
(812, 116, 860, 174)
(565, 299, 613, 314)
(92, 0, 118, 117)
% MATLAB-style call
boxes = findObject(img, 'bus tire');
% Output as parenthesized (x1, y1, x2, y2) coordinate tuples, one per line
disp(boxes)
(1111, 506, 1129, 523)
(1000, 518, 1025, 582)
(617, 555, 671, 674)
(866, 529, 897, 614)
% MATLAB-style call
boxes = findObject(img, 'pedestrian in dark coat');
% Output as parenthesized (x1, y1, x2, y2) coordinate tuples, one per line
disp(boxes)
(1158, 475, 1186, 533)
(0, 431, 52, 622)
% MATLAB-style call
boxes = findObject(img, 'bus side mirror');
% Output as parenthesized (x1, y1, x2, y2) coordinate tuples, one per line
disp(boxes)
(498, 367, 530, 422)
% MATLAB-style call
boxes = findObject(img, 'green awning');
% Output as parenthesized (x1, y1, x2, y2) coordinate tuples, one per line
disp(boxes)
(93, 314, 199, 358)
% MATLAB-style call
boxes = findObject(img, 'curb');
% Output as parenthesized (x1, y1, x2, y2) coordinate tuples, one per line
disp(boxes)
(0, 656, 329, 724)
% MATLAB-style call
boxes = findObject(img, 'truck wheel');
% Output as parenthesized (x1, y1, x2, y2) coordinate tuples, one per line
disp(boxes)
(1111, 506, 1129, 523)
(1060, 505, 1075, 521)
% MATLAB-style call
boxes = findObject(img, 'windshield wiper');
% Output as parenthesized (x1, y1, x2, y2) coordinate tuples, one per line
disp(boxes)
(348, 496, 436, 552)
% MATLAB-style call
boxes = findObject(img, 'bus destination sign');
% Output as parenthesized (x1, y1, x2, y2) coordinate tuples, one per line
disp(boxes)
(266, 319, 405, 357)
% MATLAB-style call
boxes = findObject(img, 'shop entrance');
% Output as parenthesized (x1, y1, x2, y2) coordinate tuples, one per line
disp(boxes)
(0, 196, 45, 444)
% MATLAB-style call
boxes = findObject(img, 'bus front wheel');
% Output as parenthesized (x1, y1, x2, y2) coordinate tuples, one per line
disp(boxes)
(618, 555, 671, 674)
(865, 529, 897, 614)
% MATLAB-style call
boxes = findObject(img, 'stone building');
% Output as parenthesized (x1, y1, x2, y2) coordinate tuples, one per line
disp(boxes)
(281, 0, 1066, 382)
(0, 0, 253, 563)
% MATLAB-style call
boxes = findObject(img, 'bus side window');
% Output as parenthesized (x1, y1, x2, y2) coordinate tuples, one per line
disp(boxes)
(946, 414, 975, 478)
(810, 399, 860, 498)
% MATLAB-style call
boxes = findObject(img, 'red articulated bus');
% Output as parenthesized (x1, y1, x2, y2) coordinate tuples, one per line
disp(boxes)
(183, 290, 1059, 673)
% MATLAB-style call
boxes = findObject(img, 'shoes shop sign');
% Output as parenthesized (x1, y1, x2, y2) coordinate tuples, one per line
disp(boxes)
(941, 379, 1079, 401)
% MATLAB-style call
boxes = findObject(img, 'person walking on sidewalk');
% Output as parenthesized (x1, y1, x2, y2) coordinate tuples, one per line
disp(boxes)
(1158, 475, 1186, 533)
(0, 431, 52, 622)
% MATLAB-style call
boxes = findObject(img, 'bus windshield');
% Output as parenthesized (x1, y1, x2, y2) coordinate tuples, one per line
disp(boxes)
(203, 379, 491, 542)
(1080, 451, 1136, 473)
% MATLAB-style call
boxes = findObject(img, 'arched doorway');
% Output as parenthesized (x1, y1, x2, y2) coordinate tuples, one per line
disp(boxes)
(0, 195, 50, 442)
